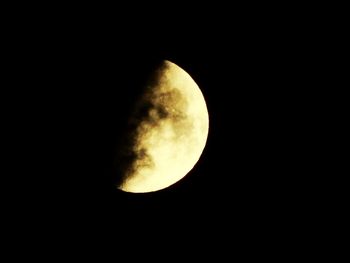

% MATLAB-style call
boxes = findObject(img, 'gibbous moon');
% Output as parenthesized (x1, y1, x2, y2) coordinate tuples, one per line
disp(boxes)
(118, 60, 209, 193)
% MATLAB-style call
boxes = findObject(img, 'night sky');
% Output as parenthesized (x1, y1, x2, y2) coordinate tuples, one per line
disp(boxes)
(53, 33, 307, 233)
(10, 11, 320, 257)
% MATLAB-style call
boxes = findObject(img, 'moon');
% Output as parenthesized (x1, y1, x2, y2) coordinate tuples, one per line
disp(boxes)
(117, 60, 209, 193)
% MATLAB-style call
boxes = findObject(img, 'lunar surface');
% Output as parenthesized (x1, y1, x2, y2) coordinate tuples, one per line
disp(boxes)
(117, 60, 209, 193)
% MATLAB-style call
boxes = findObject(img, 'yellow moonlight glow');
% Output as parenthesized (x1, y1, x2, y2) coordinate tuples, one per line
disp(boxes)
(119, 60, 209, 193)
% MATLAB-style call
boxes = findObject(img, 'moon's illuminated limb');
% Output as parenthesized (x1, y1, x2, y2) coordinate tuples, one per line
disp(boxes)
(119, 60, 209, 193)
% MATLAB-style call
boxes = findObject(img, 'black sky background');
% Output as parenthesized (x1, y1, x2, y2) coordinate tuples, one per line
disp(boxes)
(46, 28, 308, 235)
(6, 7, 327, 256)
